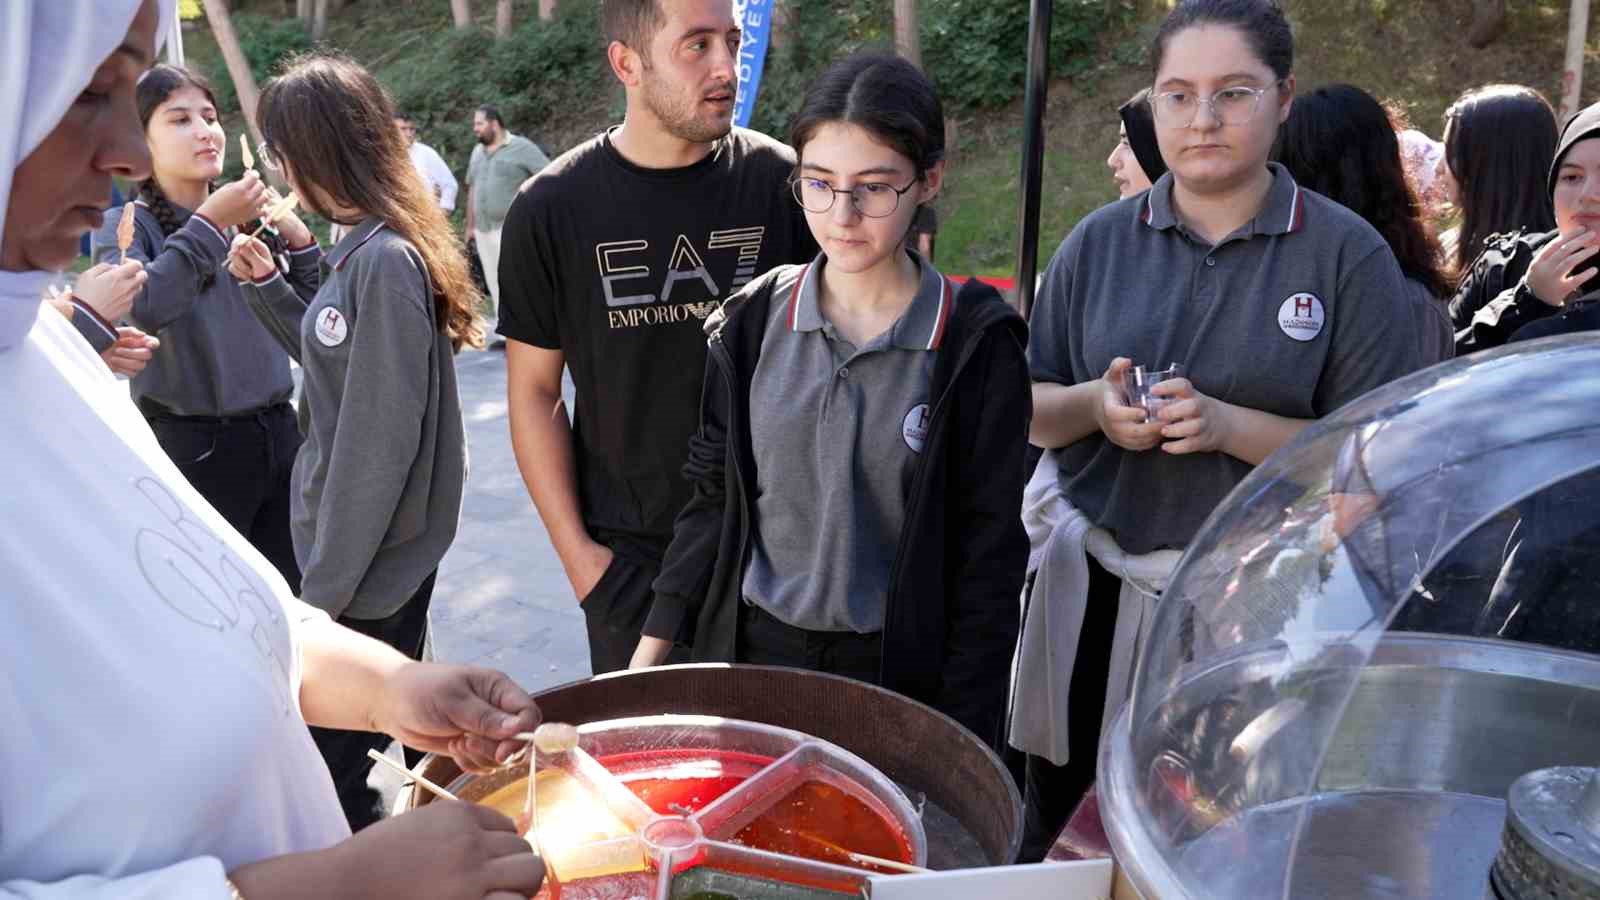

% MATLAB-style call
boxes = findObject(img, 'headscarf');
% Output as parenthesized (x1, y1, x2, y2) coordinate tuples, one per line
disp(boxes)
(0, 0, 174, 350)
(1548, 100, 1600, 198)
(1119, 89, 1169, 185)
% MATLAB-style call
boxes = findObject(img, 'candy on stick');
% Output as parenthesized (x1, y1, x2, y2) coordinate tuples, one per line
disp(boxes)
(245, 191, 298, 239)
(239, 134, 255, 172)
(116, 202, 136, 265)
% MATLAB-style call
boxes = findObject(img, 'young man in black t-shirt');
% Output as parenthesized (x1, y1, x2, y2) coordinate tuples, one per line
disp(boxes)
(497, 0, 815, 673)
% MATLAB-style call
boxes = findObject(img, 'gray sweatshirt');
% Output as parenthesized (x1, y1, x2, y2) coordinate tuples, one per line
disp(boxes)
(93, 203, 308, 416)
(241, 217, 466, 620)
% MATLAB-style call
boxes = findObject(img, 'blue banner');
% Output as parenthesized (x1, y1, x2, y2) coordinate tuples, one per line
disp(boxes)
(733, 0, 773, 129)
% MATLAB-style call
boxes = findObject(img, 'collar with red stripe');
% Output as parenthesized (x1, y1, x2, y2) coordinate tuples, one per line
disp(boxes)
(786, 252, 954, 351)
(1141, 162, 1307, 236)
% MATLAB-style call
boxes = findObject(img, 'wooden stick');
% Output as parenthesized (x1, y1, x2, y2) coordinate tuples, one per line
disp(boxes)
(365, 748, 459, 802)
(845, 851, 931, 874)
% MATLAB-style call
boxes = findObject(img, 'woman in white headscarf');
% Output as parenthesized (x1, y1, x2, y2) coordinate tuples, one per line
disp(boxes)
(0, 3, 545, 898)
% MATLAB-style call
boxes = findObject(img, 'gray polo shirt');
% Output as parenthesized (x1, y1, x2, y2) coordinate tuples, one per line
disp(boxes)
(467, 134, 550, 231)
(742, 253, 952, 633)
(241, 218, 466, 620)
(1029, 163, 1425, 554)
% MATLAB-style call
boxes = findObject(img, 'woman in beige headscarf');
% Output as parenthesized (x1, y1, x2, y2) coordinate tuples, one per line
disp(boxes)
(0, 3, 544, 898)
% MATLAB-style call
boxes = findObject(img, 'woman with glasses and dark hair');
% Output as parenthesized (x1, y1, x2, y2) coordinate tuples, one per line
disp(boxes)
(1021, 0, 1425, 861)
(229, 52, 482, 830)
(1273, 83, 1454, 363)
(92, 63, 314, 591)
(629, 52, 1030, 751)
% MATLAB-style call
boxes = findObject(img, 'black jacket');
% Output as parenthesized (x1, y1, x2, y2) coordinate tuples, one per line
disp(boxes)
(644, 268, 1032, 746)
(1450, 229, 1567, 354)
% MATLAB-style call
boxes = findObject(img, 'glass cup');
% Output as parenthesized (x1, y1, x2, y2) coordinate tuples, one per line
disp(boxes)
(1129, 363, 1185, 422)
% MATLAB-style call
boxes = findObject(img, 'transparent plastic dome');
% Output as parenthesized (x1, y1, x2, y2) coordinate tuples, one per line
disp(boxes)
(1100, 335, 1600, 899)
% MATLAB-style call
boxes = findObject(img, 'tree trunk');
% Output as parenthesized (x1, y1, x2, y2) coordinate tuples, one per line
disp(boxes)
(496, 0, 513, 38)
(539, 0, 557, 21)
(311, 0, 329, 41)
(296, 0, 312, 25)
(1561, 0, 1592, 121)
(201, 0, 265, 148)
(1467, 0, 1506, 48)
(452, 0, 472, 29)
(894, 0, 921, 69)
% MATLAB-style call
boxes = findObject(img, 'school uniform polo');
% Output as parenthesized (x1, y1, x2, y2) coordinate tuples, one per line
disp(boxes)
(1030, 163, 1424, 554)
(742, 252, 954, 633)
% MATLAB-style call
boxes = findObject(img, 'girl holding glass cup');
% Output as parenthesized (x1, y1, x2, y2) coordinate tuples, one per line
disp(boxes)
(1018, 0, 1427, 861)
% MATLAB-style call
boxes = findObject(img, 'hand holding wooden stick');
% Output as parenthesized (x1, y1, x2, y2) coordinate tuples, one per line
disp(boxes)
(246, 191, 298, 239)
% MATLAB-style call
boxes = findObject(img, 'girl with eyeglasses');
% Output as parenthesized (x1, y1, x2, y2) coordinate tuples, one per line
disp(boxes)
(228, 53, 482, 831)
(1020, 0, 1426, 860)
(629, 52, 1030, 751)
(91, 63, 315, 591)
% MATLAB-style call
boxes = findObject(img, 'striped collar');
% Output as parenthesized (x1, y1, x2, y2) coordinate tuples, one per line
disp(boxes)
(1140, 162, 1307, 236)
(325, 217, 388, 271)
(786, 251, 954, 351)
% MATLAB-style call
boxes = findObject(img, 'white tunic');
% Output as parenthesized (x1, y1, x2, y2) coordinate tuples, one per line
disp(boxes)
(0, 309, 350, 898)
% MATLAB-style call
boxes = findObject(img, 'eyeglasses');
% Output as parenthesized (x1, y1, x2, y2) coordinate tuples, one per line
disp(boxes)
(791, 176, 918, 218)
(256, 141, 281, 173)
(1149, 83, 1281, 128)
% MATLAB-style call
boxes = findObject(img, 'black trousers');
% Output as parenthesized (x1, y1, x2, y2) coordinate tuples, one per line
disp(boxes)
(1017, 553, 1123, 863)
(309, 572, 436, 832)
(146, 402, 302, 593)
(582, 544, 689, 674)
(735, 601, 883, 685)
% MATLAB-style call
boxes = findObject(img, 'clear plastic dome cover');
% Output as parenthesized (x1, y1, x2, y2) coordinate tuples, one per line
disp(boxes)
(1099, 335, 1600, 899)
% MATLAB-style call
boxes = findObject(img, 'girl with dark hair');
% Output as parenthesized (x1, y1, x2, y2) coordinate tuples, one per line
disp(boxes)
(92, 63, 314, 590)
(1023, 0, 1425, 860)
(1274, 83, 1454, 363)
(230, 52, 481, 830)
(1437, 84, 1558, 289)
(630, 52, 1030, 751)
(1109, 87, 1166, 198)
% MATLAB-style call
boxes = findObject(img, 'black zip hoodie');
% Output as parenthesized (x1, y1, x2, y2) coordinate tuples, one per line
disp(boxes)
(643, 265, 1032, 746)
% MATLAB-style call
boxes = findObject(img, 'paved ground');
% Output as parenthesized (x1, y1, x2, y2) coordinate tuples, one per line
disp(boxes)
(373, 346, 588, 807)
(428, 347, 589, 691)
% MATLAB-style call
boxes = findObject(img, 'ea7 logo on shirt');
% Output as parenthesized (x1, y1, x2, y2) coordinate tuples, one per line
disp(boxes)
(902, 403, 931, 453)
(1277, 293, 1325, 342)
(315, 307, 349, 347)
(596, 227, 768, 330)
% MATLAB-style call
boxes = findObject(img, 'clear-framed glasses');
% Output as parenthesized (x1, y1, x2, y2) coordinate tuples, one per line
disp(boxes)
(256, 141, 281, 173)
(1150, 82, 1280, 128)
(791, 176, 918, 218)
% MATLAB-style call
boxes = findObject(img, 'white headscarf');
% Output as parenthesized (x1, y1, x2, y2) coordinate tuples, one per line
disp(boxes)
(0, 0, 174, 350)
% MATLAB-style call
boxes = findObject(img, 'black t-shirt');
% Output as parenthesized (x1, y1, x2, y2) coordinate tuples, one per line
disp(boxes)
(499, 126, 816, 545)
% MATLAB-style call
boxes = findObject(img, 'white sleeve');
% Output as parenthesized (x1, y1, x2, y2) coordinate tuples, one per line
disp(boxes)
(3, 858, 234, 900)
(421, 146, 459, 211)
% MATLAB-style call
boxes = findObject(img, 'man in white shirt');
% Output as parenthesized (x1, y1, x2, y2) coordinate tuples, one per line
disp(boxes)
(395, 112, 459, 212)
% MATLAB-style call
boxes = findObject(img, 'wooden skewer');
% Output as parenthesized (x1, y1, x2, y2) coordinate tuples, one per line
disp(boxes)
(365, 748, 459, 802)
(845, 851, 931, 874)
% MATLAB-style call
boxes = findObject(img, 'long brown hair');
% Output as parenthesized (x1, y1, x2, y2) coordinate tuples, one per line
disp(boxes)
(1442, 84, 1558, 279)
(257, 53, 483, 349)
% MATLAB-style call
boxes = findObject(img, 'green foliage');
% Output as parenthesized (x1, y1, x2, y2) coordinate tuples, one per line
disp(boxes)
(204, 13, 312, 114)
(923, 0, 1132, 110)
(745, 0, 1129, 141)
(378, 2, 608, 176)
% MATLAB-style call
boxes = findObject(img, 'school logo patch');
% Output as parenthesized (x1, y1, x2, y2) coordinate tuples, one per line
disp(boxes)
(314, 307, 348, 347)
(1277, 293, 1325, 342)
(902, 403, 931, 453)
